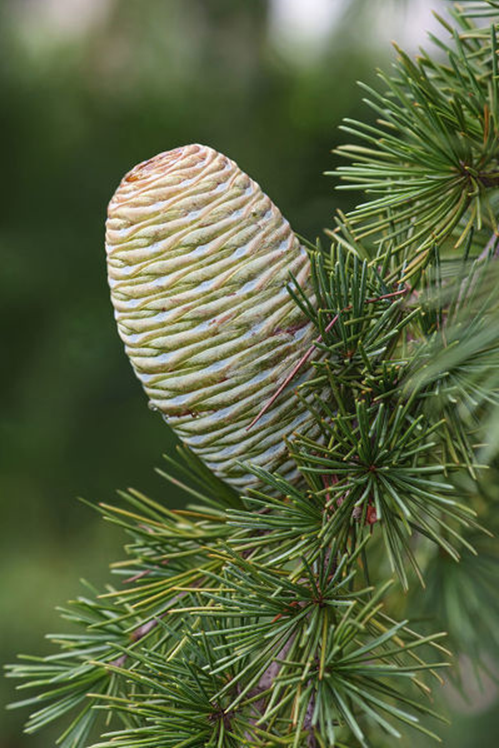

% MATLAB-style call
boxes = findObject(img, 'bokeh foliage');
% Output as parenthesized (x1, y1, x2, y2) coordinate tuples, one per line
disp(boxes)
(2, 1, 499, 746)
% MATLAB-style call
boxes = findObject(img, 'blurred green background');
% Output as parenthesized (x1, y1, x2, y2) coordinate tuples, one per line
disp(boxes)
(1, 1, 498, 745)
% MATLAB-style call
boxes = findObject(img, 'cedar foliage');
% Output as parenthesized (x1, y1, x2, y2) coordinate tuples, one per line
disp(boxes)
(6, 2, 499, 746)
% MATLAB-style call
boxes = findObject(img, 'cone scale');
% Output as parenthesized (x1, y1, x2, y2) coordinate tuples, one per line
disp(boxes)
(106, 144, 316, 490)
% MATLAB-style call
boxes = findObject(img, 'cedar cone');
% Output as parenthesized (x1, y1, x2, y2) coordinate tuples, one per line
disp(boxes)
(106, 144, 317, 490)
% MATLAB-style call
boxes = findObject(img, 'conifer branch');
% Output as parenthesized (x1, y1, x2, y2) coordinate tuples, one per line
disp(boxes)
(6, 3, 499, 746)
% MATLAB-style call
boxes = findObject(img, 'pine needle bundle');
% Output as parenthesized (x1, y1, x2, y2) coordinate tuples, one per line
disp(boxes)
(7, 3, 499, 746)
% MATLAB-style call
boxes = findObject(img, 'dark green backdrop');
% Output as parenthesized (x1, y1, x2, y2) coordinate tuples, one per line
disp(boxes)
(1, 1, 498, 745)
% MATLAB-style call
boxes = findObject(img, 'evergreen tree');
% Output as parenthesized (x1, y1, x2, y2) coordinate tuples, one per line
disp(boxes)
(7, 2, 499, 746)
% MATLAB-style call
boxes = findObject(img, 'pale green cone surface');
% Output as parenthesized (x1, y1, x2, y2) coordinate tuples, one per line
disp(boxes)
(106, 144, 317, 490)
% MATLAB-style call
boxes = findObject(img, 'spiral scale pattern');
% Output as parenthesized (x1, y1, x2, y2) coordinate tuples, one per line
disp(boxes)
(106, 144, 316, 490)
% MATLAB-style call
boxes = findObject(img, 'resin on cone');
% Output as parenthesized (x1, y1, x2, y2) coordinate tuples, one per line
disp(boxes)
(106, 144, 317, 490)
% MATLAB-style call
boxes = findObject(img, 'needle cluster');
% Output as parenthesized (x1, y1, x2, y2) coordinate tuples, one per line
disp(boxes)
(6, 3, 499, 746)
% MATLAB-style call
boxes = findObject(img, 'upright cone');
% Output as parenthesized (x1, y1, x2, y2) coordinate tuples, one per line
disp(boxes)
(106, 144, 317, 490)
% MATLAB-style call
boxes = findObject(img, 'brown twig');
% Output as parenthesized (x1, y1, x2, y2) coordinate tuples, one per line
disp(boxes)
(478, 231, 499, 262)
(109, 579, 201, 668)
(246, 288, 407, 431)
(243, 636, 296, 741)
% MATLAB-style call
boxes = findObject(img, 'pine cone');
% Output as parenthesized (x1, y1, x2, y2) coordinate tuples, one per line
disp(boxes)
(106, 144, 317, 491)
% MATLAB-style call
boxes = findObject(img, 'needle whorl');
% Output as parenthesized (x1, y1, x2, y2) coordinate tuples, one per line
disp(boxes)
(106, 144, 317, 490)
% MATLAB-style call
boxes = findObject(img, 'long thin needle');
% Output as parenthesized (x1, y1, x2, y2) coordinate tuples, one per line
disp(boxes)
(246, 289, 406, 431)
